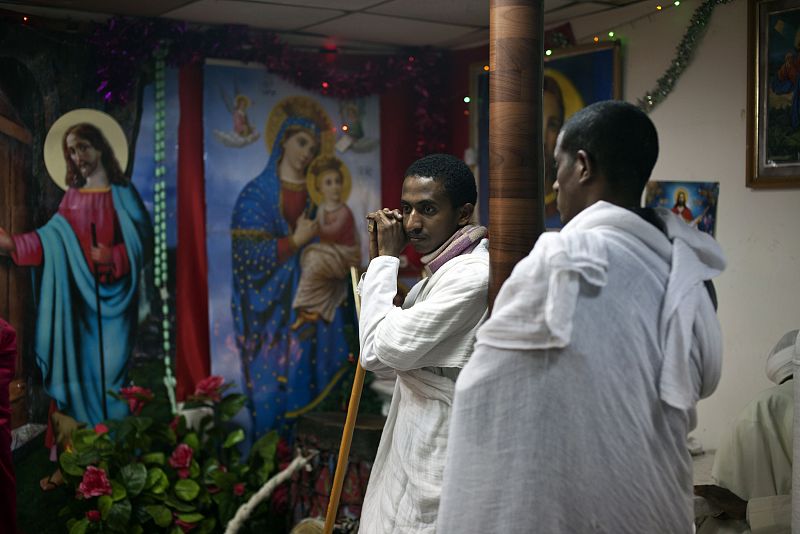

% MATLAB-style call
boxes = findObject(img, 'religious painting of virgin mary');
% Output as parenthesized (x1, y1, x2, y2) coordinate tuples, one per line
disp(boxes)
(203, 63, 380, 441)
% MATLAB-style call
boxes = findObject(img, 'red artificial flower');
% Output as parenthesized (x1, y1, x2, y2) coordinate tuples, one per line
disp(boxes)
(94, 423, 109, 435)
(193, 375, 225, 402)
(86, 510, 101, 522)
(77, 466, 112, 499)
(233, 482, 245, 496)
(169, 415, 182, 434)
(174, 517, 197, 532)
(169, 443, 194, 479)
(119, 386, 154, 415)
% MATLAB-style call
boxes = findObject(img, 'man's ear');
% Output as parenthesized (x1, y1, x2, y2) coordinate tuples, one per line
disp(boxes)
(457, 203, 475, 226)
(575, 149, 593, 184)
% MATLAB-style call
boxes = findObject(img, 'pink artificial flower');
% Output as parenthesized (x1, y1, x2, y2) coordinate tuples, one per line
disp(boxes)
(86, 509, 101, 522)
(77, 466, 112, 499)
(233, 482, 245, 496)
(193, 375, 225, 402)
(169, 415, 182, 434)
(169, 443, 194, 479)
(93, 423, 109, 435)
(174, 517, 197, 532)
(119, 386, 154, 415)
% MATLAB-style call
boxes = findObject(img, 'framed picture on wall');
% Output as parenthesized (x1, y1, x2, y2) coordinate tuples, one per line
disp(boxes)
(747, 0, 800, 188)
(543, 42, 621, 228)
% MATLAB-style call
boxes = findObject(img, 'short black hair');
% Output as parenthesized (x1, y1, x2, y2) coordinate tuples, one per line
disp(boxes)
(404, 153, 477, 208)
(559, 100, 658, 199)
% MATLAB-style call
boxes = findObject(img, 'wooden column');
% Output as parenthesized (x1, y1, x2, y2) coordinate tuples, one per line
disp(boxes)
(488, 0, 544, 306)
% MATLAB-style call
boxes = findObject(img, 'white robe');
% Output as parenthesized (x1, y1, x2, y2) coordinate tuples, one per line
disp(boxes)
(697, 380, 793, 534)
(357, 240, 489, 534)
(437, 202, 725, 534)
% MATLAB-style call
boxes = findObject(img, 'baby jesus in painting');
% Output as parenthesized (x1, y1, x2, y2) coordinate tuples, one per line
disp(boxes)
(291, 155, 360, 329)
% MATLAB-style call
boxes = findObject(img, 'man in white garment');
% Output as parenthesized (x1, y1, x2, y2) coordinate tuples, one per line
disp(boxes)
(437, 100, 726, 534)
(695, 329, 796, 534)
(357, 153, 489, 533)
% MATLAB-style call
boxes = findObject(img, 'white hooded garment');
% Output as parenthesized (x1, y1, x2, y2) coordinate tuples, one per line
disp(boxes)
(437, 202, 725, 534)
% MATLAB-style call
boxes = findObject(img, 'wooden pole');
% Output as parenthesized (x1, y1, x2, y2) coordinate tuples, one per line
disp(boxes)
(488, 0, 545, 307)
(323, 267, 366, 534)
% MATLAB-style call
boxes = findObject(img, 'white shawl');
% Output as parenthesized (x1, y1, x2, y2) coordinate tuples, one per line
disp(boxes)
(438, 202, 726, 534)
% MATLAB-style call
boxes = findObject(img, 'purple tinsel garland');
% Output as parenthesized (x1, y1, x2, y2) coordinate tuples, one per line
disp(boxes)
(90, 17, 447, 157)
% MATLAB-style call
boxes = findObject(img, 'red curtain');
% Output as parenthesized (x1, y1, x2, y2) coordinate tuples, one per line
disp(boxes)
(175, 63, 210, 400)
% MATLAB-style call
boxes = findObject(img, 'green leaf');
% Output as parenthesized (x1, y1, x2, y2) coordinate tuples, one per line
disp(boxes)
(222, 428, 245, 449)
(174, 479, 200, 501)
(68, 518, 89, 534)
(164, 496, 196, 512)
(141, 452, 165, 465)
(183, 432, 200, 452)
(189, 459, 201, 479)
(145, 467, 169, 493)
(120, 463, 148, 497)
(144, 504, 173, 528)
(177, 512, 204, 522)
(106, 499, 132, 533)
(250, 431, 278, 462)
(197, 518, 217, 534)
(59, 450, 85, 477)
(219, 394, 247, 421)
(130, 525, 143, 534)
(169, 527, 183, 534)
(130, 416, 153, 434)
(98, 495, 113, 519)
(72, 429, 99, 451)
(111, 480, 128, 502)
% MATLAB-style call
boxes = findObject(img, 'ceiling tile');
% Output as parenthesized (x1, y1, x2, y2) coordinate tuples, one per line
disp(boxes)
(303, 12, 476, 46)
(367, 0, 486, 28)
(244, 0, 382, 9)
(162, 0, 344, 31)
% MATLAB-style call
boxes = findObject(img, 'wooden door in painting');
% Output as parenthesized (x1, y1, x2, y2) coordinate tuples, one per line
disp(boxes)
(0, 100, 33, 429)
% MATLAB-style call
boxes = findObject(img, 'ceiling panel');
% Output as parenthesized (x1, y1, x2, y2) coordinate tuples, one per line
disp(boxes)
(367, 0, 487, 28)
(304, 12, 476, 47)
(1, 0, 189, 16)
(544, 1, 612, 26)
(162, 0, 344, 31)
(243, 0, 383, 9)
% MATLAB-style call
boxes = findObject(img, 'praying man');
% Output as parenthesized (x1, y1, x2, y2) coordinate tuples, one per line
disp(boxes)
(357, 153, 490, 533)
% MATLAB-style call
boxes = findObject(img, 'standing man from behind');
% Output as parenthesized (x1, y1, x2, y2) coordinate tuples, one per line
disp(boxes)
(438, 101, 726, 533)
(357, 154, 490, 533)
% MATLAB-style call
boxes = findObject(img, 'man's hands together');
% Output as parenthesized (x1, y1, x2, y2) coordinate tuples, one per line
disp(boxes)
(367, 208, 407, 260)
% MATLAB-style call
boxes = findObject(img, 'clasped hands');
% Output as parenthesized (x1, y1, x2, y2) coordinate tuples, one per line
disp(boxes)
(367, 208, 407, 260)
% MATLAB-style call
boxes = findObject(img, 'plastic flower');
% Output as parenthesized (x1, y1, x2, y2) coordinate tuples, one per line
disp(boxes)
(119, 385, 154, 415)
(233, 482, 245, 496)
(168, 443, 194, 479)
(193, 375, 225, 402)
(174, 516, 197, 532)
(94, 423, 109, 435)
(86, 510, 101, 522)
(77, 466, 112, 499)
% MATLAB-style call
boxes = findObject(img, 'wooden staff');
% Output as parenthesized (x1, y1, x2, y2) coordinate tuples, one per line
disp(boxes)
(489, 0, 545, 307)
(323, 266, 365, 534)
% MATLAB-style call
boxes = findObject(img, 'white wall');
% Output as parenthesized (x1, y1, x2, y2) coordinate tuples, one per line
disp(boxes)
(567, 0, 800, 449)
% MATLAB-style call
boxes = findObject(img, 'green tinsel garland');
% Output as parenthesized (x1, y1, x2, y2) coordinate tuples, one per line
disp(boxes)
(638, 0, 734, 112)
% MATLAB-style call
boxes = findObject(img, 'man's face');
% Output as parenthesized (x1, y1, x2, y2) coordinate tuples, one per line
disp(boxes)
(552, 132, 585, 225)
(401, 175, 465, 255)
(66, 133, 101, 178)
(318, 169, 343, 203)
